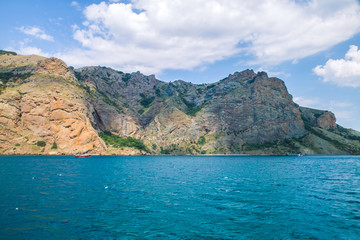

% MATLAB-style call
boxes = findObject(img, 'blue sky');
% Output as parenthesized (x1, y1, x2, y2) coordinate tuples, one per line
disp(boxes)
(1, 0, 360, 131)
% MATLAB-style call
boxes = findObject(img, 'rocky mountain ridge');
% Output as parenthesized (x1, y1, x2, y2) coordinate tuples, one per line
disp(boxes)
(1, 52, 360, 155)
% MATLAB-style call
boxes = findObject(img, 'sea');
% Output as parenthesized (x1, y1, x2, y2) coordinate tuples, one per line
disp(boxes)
(0, 155, 359, 239)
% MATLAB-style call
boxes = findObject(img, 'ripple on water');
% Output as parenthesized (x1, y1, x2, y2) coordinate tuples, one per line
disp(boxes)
(0, 155, 359, 239)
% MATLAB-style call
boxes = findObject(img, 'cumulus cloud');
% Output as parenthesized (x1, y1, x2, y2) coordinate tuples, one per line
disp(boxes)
(59, 0, 360, 74)
(17, 46, 50, 57)
(313, 45, 360, 87)
(7, 43, 51, 57)
(19, 26, 54, 41)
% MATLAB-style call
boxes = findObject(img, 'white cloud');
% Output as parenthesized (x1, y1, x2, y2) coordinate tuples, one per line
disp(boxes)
(59, 0, 360, 74)
(6, 38, 51, 57)
(313, 45, 360, 87)
(71, 1, 79, 7)
(19, 26, 54, 41)
(7, 43, 51, 57)
(17, 46, 50, 57)
(255, 67, 291, 78)
(71, 1, 81, 10)
(293, 97, 320, 108)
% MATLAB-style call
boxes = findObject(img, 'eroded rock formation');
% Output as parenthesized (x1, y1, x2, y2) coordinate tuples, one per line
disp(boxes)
(1, 52, 359, 155)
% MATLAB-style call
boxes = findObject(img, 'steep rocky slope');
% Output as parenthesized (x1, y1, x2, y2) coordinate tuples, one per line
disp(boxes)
(1, 52, 360, 155)
(74, 67, 306, 153)
(0, 54, 106, 154)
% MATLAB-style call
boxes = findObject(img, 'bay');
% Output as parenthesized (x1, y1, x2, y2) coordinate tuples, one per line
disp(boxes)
(0, 155, 359, 239)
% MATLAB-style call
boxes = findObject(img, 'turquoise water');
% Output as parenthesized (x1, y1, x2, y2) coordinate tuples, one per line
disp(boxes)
(0, 155, 359, 239)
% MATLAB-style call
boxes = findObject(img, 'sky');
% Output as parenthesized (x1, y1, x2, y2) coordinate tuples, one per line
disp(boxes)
(1, 0, 360, 131)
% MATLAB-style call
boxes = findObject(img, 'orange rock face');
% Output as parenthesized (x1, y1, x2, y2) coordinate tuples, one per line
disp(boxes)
(316, 112, 337, 130)
(2, 54, 355, 155)
(35, 57, 77, 82)
(0, 56, 106, 155)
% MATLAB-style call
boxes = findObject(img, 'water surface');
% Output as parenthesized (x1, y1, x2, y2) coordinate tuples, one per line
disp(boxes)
(0, 155, 359, 239)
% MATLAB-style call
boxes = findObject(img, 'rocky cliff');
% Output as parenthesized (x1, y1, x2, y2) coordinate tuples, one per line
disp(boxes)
(0, 54, 106, 154)
(1, 52, 360, 155)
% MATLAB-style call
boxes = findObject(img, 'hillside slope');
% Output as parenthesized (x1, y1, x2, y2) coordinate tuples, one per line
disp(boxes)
(0, 54, 106, 154)
(1, 52, 359, 155)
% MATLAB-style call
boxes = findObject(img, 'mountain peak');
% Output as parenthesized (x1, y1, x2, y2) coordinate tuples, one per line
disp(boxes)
(1, 54, 360, 155)
(35, 57, 77, 82)
(225, 69, 257, 82)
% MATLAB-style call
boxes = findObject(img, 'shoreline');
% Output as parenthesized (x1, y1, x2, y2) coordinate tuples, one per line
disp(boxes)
(0, 153, 358, 157)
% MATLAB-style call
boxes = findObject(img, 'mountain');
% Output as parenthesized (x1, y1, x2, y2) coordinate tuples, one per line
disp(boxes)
(1, 52, 360, 155)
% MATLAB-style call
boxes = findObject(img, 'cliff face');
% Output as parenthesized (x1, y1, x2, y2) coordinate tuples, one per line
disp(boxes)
(1, 52, 359, 155)
(300, 107, 337, 130)
(74, 67, 305, 153)
(0, 55, 106, 154)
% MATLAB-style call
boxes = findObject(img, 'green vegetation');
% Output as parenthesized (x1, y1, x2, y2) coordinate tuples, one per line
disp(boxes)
(295, 135, 322, 153)
(36, 141, 46, 147)
(0, 85, 5, 95)
(301, 113, 360, 155)
(206, 84, 216, 90)
(301, 114, 313, 130)
(309, 128, 360, 155)
(159, 142, 206, 155)
(196, 88, 204, 94)
(0, 71, 32, 85)
(99, 131, 148, 152)
(0, 50, 17, 56)
(0, 72, 13, 83)
(160, 146, 171, 154)
(330, 125, 360, 141)
(122, 73, 131, 82)
(51, 142, 58, 149)
(73, 71, 81, 80)
(97, 89, 122, 110)
(197, 136, 206, 145)
(0, 69, 32, 94)
(15, 143, 20, 147)
(181, 97, 203, 116)
(139, 93, 155, 108)
(79, 84, 91, 94)
(242, 138, 301, 154)
(186, 105, 203, 116)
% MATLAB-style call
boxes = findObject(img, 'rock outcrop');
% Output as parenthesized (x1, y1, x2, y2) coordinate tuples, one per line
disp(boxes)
(1, 52, 359, 155)
(35, 57, 77, 83)
(0, 55, 106, 154)
(300, 107, 337, 130)
(74, 67, 305, 153)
